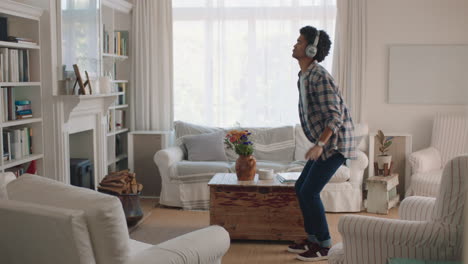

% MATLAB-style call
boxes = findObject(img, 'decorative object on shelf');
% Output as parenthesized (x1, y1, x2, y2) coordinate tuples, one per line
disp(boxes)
(72, 64, 92, 95)
(98, 169, 144, 226)
(225, 129, 256, 181)
(374, 130, 394, 176)
(99, 76, 111, 94)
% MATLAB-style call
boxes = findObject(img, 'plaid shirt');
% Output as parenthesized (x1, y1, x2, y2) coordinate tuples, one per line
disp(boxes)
(297, 62, 356, 160)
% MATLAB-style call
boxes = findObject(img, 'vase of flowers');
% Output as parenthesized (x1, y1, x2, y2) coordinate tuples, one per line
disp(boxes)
(225, 129, 256, 181)
(376, 130, 393, 176)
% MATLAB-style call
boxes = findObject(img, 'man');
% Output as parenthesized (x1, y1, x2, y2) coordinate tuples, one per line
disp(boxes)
(288, 26, 356, 261)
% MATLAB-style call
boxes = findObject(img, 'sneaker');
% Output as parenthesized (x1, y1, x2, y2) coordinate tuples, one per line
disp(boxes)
(287, 239, 311, 253)
(296, 244, 330, 262)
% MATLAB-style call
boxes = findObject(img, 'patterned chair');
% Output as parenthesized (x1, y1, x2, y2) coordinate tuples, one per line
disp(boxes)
(328, 154, 467, 264)
(406, 113, 468, 197)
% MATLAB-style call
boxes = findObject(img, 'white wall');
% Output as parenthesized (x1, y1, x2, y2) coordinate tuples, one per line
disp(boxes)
(365, 0, 468, 151)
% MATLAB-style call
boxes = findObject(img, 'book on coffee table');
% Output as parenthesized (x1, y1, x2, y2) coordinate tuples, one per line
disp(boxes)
(277, 172, 300, 183)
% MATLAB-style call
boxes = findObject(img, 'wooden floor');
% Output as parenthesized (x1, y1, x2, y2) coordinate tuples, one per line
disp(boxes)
(131, 198, 399, 264)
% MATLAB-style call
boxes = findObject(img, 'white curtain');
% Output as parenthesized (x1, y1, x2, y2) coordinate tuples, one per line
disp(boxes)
(131, 0, 173, 131)
(332, 0, 367, 122)
(172, 0, 336, 127)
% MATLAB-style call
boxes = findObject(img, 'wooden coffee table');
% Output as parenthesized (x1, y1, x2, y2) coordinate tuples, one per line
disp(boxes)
(208, 173, 304, 241)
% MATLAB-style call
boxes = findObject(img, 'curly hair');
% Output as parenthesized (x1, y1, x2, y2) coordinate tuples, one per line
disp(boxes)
(299, 26, 332, 62)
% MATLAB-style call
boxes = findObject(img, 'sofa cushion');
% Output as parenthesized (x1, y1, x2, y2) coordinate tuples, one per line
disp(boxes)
(173, 161, 232, 182)
(246, 126, 295, 162)
(183, 131, 228, 161)
(7, 174, 130, 264)
(0, 199, 95, 264)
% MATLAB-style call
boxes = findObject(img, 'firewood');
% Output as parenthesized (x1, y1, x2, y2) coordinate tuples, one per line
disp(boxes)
(131, 183, 138, 194)
(98, 185, 123, 195)
(99, 181, 125, 188)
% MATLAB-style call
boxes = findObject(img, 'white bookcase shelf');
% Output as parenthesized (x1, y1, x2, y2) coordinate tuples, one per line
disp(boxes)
(0, 40, 40, 50)
(0, 2, 44, 176)
(102, 53, 128, 60)
(0, 82, 41, 87)
(102, 1, 132, 173)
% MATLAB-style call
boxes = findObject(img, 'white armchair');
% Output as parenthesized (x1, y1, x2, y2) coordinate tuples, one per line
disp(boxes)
(328, 154, 467, 264)
(0, 174, 230, 264)
(407, 113, 468, 197)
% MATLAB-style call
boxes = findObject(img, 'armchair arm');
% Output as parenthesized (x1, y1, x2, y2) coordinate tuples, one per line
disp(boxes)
(154, 146, 184, 182)
(348, 150, 368, 186)
(408, 147, 442, 174)
(338, 215, 458, 264)
(399, 196, 435, 221)
(126, 226, 230, 264)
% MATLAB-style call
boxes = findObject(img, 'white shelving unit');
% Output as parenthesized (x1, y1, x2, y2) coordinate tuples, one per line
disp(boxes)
(101, 0, 132, 173)
(0, 2, 44, 176)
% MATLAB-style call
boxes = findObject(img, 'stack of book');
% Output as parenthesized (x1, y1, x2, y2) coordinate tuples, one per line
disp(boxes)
(15, 100, 32, 119)
(277, 172, 300, 183)
(0, 47, 30, 82)
(2, 127, 33, 161)
(7, 36, 37, 45)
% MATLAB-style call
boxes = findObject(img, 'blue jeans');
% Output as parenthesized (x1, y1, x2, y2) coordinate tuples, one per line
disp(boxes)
(295, 153, 346, 247)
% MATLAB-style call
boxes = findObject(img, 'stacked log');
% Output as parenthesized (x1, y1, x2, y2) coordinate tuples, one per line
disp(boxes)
(98, 170, 143, 195)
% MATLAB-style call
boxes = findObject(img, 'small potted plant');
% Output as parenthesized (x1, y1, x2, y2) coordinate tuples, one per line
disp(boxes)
(376, 130, 393, 176)
(225, 130, 256, 181)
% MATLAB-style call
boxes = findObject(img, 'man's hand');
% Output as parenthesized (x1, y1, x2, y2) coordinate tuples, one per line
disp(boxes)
(305, 145, 323, 161)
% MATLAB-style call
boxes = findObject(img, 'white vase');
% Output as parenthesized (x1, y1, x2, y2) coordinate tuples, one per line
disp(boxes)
(376, 155, 392, 171)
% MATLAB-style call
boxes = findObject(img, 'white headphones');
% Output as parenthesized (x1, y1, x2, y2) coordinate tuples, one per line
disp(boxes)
(305, 30, 320, 58)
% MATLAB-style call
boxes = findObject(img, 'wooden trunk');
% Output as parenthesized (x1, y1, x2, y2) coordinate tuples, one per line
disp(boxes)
(209, 176, 304, 241)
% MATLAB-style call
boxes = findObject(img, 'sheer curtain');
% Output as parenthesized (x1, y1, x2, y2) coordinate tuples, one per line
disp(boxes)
(131, 0, 174, 131)
(332, 0, 367, 122)
(172, 0, 336, 127)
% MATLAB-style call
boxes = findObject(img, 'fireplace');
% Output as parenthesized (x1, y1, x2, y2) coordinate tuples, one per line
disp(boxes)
(69, 129, 95, 189)
(53, 95, 116, 186)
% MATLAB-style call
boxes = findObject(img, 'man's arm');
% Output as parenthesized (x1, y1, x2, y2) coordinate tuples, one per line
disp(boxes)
(305, 127, 333, 160)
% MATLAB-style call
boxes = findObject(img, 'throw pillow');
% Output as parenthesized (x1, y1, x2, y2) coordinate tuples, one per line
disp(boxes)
(182, 131, 228, 161)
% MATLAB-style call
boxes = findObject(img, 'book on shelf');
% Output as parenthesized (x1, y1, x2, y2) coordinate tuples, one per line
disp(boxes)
(15, 100, 32, 119)
(277, 172, 300, 183)
(115, 110, 125, 129)
(114, 30, 129, 56)
(3, 127, 32, 160)
(0, 17, 7, 41)
(0, 47, 30, 82)
(117, 83, 126, 104)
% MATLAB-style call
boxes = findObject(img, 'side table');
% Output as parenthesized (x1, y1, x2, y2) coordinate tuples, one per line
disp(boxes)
(366, 173, 399, 214)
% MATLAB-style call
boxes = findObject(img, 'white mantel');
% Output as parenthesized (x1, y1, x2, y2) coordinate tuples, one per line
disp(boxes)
(53, 94, 116, 185)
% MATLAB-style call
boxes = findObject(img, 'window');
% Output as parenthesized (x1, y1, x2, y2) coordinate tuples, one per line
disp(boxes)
(173, 0, 336, 127)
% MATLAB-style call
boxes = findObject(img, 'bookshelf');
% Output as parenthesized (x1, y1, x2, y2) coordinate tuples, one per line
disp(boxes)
(102, 0, 132, 173)
(0, 2, 44, 177)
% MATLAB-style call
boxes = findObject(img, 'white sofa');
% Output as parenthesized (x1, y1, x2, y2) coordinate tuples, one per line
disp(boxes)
(407, 112, 468, 197)
(154, 121, 369, 212)
(0, 173, 230, 264)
